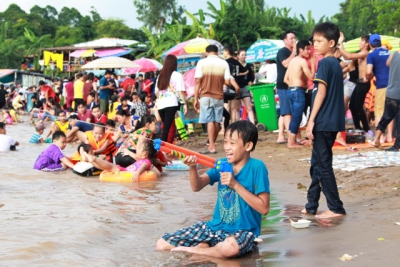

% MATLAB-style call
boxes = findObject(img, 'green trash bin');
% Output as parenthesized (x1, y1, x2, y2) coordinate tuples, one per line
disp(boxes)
(248, 83, 278, 131)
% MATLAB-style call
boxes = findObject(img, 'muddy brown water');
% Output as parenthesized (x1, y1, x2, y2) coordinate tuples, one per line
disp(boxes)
(0, 120, 301, 266)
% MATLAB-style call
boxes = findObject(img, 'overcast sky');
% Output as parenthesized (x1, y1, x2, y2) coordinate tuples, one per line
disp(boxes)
(0, 0, 342, 29)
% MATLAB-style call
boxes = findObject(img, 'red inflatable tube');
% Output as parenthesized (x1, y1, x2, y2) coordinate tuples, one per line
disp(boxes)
(161, 141, 216, 163)
(160, 146, 215, 168)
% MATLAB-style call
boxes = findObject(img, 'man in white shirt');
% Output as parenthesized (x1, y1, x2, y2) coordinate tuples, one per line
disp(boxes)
(0, 122, 19, 151)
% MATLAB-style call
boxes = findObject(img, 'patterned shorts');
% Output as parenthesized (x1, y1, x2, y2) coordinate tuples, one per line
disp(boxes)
(162, 221, 257, 256)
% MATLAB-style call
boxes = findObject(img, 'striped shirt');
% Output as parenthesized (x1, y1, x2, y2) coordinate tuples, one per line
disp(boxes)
(29, 133, 43, 143)
(195, 55, 231, 100)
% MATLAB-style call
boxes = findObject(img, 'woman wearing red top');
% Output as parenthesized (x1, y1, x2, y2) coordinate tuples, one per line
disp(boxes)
(38, 80, 56, 104)
(83, 73, 93, 103)
(141, 72, 153, 96)
(64, 76, 75, 108)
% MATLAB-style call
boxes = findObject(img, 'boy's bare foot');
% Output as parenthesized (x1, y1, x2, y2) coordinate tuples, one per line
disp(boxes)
(301, 209, 311, 215)
(287, 142, 303, 149)
(374, 139, 381, 149)
(315, 210, 345, 219)
(171, 246, 198, 253)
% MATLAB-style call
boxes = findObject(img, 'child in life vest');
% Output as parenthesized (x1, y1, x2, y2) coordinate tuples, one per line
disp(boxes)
(79, 132, 160, 182)
(84, 122, 118, 162)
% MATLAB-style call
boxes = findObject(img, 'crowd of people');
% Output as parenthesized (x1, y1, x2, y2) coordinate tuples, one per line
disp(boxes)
(1, 21, 400, 259)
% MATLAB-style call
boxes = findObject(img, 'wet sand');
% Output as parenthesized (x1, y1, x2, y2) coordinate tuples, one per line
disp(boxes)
(1, 119, 400, 266)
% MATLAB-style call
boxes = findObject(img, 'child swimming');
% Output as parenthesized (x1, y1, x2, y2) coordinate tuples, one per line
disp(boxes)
(33, 131, 75, 172)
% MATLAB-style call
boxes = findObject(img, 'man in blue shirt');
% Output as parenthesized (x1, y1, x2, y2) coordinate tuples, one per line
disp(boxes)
(366, 34, 392, 142)
(99, 70, 113, 114)
(156, 121, 270, 258)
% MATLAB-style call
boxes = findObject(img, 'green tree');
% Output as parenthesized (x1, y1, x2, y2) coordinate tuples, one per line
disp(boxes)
(30, 5, 58, 22)
(332, 0, 377, 39)
(133, 0, 185, 32)
(23, 27, 52, 70)
(54, 25, 85, 46)
(375, 0, 400, 36)
(58, 7, 83, 27)
(95, 19, 135, 39)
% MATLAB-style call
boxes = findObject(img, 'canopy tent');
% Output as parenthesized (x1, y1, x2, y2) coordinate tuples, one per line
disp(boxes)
(245, 39, 285, 63)
(344, 35, 400, 53)
(69, 48, 133, 58)
(73, 38, 138, 48)
(81, 57, 140, 69)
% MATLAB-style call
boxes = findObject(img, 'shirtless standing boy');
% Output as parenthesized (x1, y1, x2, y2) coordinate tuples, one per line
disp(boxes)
(284, 40, 316, 148)
(338, 33, 370, 132)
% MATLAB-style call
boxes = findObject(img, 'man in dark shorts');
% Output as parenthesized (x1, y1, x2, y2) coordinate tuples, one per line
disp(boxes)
(99, 70, 113, 114)
(276, 30, 296, 143)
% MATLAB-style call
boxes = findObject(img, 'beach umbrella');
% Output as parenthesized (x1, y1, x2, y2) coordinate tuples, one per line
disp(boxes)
(245, 39, 285, 63)
(162, 38, 224, 59)
(124, 58, 163, 74)
(344, 35, 400, 53)
(183, 68, 196, 98)
(81, 57, 140, 69)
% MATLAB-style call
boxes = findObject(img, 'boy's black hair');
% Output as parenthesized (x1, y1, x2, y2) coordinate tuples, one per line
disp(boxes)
(18, 92, 23, 96)
(67, 107, 74, 112)
(77, 143, 92, 154)
(57, 110, 66, 116)
(121, 96, 130, 102)
(206, 44, 218, 53)
(31, 95, 37, 100)
(223, 45, 234, 56)
(225, 121, 258, 152)
(132, 92, 138, 96)
(89, 92, 96, 98)
(52, 130, 66, 141)
(138, 74, 143, 77)
(91, 105, 100, 110)
(281, 30, 295, 40)
(0, 122, 5, 129)
(136, 114, 156, 129)
(116, 109, 130, 116)
(76, 101, 85, 108)
(296, 40, 311, 54)
(93, 122, 105, 131)
(312, 22, 340, 47)
(38, 80, 46, 86)
(105, 70, 113, 75)
(138, 92, 148, 102)
(68, 114, 79, 120)
(106, 119, 116, 128)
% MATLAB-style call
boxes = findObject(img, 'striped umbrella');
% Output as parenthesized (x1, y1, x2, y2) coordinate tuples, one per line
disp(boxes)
(344, 35, 400, 53)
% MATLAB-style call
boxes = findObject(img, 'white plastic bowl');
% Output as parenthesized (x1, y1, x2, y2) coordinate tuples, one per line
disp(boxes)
(290, 219, 311, 229)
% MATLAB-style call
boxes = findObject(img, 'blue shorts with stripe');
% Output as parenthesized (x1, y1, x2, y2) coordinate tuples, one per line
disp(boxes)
(162, 220, 257, 256)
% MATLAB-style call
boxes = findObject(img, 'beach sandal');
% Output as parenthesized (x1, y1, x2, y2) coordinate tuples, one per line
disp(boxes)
(200, 149, 217, 155)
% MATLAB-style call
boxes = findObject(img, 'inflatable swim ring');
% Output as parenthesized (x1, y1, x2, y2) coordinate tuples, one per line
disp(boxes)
(164, 160, 190, 171)
(99, 171, 157, 183)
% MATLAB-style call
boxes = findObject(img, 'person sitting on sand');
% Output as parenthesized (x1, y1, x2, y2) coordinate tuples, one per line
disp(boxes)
(156, 121, 270, 258)
(84, 122, 118, 162)
(284, 40, 316, 148)
(1, 109, 13, 125)
(79, 132, 160, 181)
(0, 122, 19, 152)
(33, 131, 75, 171)
(302, 22, 346, 219)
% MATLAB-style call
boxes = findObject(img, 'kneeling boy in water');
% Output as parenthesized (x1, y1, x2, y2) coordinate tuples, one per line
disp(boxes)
(0, 122, 19, 152)
(156, 121, 270, 258)
(33, 131, 75, 172)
